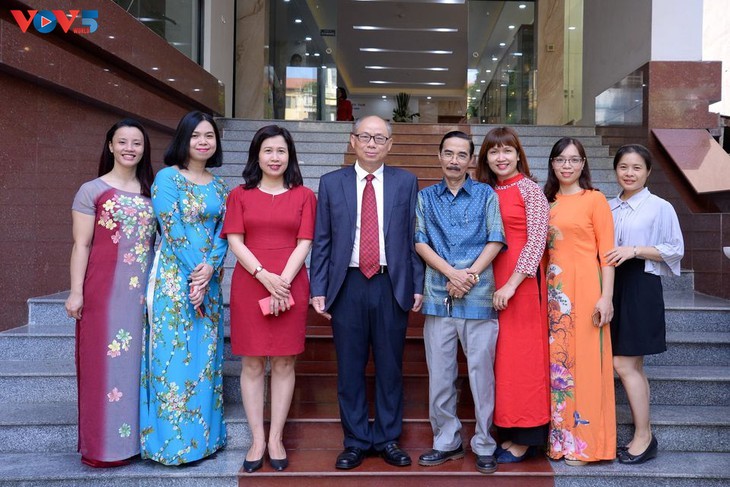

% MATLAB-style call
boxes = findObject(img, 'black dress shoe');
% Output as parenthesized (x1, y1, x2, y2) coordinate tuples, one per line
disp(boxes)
(242, 456, 264, 473)
(475, 454, 498, 474)
(335, 447, 365, 469)
(618, 436, 658, 464)
(269, 456, 288, 471)
(418, 445, 465, 466)
(381, 442, 411, 467)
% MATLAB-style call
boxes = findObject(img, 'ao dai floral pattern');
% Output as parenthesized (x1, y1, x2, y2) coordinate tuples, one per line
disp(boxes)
(546, 190, 616, 462)
(72, 179, 156, 462)
(140, 167, 229, 465)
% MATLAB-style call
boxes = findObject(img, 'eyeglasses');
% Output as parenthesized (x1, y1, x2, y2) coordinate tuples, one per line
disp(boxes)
(551, 157, 584, 166)
(352, 133, 390, 145)
(440, 150, 470, 163)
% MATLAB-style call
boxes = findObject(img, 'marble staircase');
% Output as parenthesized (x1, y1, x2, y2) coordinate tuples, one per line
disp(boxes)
(0, 122, 727, 486)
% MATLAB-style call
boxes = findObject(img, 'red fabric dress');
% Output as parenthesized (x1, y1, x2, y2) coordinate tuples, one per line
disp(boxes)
(492, 174, 551, 429)
(221, 185, 316, 356)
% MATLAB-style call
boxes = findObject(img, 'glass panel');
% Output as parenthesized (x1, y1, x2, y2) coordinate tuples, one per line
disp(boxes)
(114, 0, 201, 62)
(267, 0, 338, 120)
(595, 68, 644, 126)
(467, 1, 536, 124)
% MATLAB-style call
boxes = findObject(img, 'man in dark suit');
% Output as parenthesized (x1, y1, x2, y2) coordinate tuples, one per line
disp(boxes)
(311, 115, 424, 469)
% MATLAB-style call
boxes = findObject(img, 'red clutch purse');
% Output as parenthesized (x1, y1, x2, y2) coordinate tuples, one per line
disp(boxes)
(258, 295, 295, 315)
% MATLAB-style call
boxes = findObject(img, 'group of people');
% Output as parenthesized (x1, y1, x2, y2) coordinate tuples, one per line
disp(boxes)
(66, 113, 683, 474)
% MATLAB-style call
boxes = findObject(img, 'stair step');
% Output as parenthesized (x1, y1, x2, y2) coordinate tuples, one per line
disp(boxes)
(551, 451, 730, 487)
(0, 450, 242, 486)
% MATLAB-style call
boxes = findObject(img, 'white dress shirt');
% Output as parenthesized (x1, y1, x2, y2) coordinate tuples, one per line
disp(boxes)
(349, 162, 387, 267)
(609, 187, 684, 276)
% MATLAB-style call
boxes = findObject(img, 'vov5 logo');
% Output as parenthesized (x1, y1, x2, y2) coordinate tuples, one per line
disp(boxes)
(10, 10, 98, 34)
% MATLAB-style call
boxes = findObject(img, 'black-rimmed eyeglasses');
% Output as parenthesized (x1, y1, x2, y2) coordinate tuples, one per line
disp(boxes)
(352, 133, 390, 145)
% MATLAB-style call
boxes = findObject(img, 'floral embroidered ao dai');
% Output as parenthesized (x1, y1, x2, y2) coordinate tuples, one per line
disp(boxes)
(73, 178, 156, 463)
(546, 190, 616, 462)
(140, 167, 229, 465)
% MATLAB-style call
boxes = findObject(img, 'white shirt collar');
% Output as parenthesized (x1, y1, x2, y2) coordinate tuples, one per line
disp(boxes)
(354, 161, 384, 181)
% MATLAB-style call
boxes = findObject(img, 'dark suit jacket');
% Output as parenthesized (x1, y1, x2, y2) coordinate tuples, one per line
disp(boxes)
(310, 164, 424, 312)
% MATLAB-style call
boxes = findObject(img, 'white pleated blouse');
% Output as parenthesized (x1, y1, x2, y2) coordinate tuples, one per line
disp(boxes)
(609, 187, 684, 276)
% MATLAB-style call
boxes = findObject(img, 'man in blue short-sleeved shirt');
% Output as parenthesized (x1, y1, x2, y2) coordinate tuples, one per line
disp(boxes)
(414, 130, 505, 474)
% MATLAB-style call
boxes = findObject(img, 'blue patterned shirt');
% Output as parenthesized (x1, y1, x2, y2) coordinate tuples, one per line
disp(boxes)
(415, 176, 506, 319)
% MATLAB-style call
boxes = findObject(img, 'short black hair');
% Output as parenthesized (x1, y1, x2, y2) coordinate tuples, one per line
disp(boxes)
(439, 130, 474, 156)
(613, 144, 653, 171)
(163, 111, 222, 169)
(98, 118, 154, 197)
(242, 125, 304, 189)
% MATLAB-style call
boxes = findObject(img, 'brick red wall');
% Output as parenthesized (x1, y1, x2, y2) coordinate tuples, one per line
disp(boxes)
(0, 0, 225, 330)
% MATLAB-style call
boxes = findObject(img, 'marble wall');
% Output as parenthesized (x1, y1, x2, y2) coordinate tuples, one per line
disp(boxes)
(0, 1, 225, 331)
(535, 0, 565, 125)
(234, 0, 266, 118)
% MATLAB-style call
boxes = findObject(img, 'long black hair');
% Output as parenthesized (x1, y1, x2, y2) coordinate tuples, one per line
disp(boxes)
(543, 137, 594, 203)
(98, 118, 154, 198)
(164, 111, 223, 169)
(242, 125, 303, 189)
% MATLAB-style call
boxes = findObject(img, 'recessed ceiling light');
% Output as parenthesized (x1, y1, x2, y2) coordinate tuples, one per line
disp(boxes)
(370, 81, 445, 86)
(321, 65, 326, 69)
(313, 53, 320, 57)
(354, 25, 457, 33)
(305, 36, 312, 41)
(151, 67, 159, 71)
(486, 69, 492, 73)
(568, 26, 576, 30)
(492, 56, 498, 61)
(108, 35, 115, 39)
(513, 52, 523, 56)
(365, 66, 448, 71)
(499, 42, 506, 47)
(167, 78, 175, 82)
(382, 95, 386, 99)
(361, 48, 452, 54)
(427, 96, 432, 100)
(305, 53, 310, 56)
(519, 4, 527, 9)
(508, 25, 515, 29)
(294, 18, 302, 23)
(480, 80, 485, 83)
(193, 88, 201, 92)
(476, 89, 481, 92)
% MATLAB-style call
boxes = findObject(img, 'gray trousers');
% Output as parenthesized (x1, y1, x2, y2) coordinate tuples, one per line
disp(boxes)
(423, 315, 499, 455)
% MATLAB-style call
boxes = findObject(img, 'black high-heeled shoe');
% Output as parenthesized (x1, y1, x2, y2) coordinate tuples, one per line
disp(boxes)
(618, 436, 658, 464)
(269, 456, 289, 471)
(243, 445, 266, 473)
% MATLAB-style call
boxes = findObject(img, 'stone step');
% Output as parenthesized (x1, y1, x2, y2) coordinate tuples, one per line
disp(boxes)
(0, 450, 242, 487)
(3, 358, 726, 407)
(551, 451, 730, 487)
(4, 398, 726, 454)
(6, 320, 727, 368)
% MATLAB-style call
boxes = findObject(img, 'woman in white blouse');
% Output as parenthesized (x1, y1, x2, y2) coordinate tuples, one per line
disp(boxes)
(604, 144, 684, 465)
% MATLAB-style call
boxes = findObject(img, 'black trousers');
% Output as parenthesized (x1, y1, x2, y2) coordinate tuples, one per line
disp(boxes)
(330, 268, 408, 450)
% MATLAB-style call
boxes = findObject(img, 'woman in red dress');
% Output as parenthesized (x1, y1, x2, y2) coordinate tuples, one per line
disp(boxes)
(476, 127, 550, 463)
(221, 125, 316, 473)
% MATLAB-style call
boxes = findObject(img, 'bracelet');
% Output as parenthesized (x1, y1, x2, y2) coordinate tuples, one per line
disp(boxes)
(470, 273, 480, 283)
(252, 265, 263, 278)
(633, 246, 638, 258)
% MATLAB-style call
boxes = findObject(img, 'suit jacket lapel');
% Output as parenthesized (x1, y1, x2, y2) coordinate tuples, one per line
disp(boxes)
(341, 166, 357, 242)
(383, 165, 395, 238)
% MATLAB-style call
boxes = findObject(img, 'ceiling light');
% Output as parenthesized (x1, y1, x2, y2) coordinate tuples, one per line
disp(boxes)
(313, 53, 320, 57)
(354, 25, 457, 33)
(167, 78, 175, 82)
(360, 48, 453, 54)
(476, 89, 481, 92)
(365, 66, 448, 71)
(492, 56, 498, 61)
(499, 42, 506, 47)
(382, 95, 386, 99)
(370, 81, 445, 86)
(151, 67, 159, 71)
(480, 80, 485, 83)
(486, 70, 491, 73)
(568, 26, 576, 30)
(294, 18, 302, 23)
(513, 52, 523, 56)
(508, 25, 515, 29)
(427, 96, 432, 100)
(193, 88, 201, 92)
(322, 65, 326, 69)
(305, 36, 312, 41)
(305, 52, 310, 56)
(519, 4, 527, 8)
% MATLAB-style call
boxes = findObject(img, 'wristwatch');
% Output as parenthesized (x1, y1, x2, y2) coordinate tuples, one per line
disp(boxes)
(252, 265, 263, 278)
